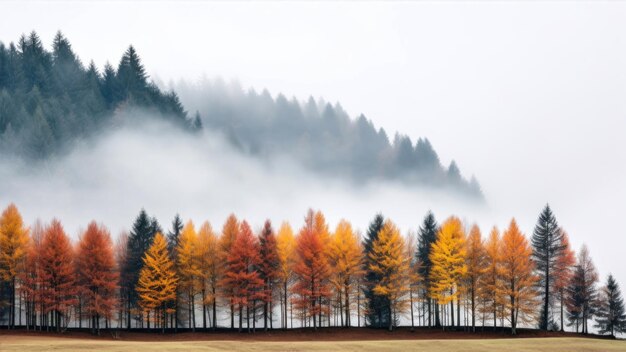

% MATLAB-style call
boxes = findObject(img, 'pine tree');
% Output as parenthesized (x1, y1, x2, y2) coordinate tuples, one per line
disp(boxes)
(368, 220, 410, 331)
(362, 213, 390, 328)
(136, 232, 177, 333)
(0, 203, 29, 328)
(121, 209, 158, 329)
(595, 274, 626, 337)
(75, 222, 118, 335)
(416, 211, 438, 327)
(531, 204, 565, 330)
(258, 220, 279, 331)
(500, 219, 538, 335)
(39, 220, 76, 332)
(429, 216, 467, 329)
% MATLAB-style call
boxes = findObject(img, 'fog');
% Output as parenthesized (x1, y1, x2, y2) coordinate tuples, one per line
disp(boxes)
(1, 1, 625, 311)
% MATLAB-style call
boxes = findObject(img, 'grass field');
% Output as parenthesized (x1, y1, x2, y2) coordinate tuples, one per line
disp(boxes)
(0, 335, 624, 352)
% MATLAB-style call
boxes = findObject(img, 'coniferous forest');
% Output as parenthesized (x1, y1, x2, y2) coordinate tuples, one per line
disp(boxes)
(0, 202, 625, 337)
(0, 32, 481, 199)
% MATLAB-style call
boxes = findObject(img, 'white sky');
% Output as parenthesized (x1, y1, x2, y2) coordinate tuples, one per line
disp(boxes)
(1, 2, 625, 287)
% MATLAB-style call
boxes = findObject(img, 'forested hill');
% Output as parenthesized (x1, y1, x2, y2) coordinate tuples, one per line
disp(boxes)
(0, 32, 482, 200)
(175, 80, 483, 199)
(0, 31, 200, 157)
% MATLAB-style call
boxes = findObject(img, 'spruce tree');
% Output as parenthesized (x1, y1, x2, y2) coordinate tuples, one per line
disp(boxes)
(362, 213, 390, 328)
(416, 211, 439, 327)
(595, 275, 626, 337)
(121, 209, 158, 329)
(531, 204, 565, 330)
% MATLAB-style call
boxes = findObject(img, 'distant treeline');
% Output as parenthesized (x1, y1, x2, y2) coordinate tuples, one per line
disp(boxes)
(175, 80, 482, 198)
(0, 203, 624, 337)
(0, 31, 199, 158)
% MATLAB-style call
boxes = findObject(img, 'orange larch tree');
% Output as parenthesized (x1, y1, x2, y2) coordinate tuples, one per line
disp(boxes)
(21, 219, 44, 331)
(479, 226, 504, 329)
(196, 221, 219, 330)
(553, 228, 576, 331)
(219, 214, 240, 328)
(222, 220, 263, 332)
(501, 219, 538, 335)
(293, 209, 331, 330)
(39, 219, 77, 332)
(76, 221, 119, 335)
(465, 224, 486, 332)
(176, 220, 200, 331)
(258, 219, 279, 331)
(0, 203, 30, 328)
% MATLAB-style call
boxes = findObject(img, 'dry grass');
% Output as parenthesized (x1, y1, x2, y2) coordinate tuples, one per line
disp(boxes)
(0, 335, 624, 352)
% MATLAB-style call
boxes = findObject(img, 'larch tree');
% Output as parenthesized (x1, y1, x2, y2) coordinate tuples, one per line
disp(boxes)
(363, 214, 390, 328)
(136, 232, 178, 333)
(166, 214, 184, 330)
(293, 209, 331, 330)
(39, 220, 77, 332)
(500, 219, 538, 335)
(416, 211, 438, 327)
(75, 222, 118, 335)
(531, 204, 565, 330)
(21, 219, 44, 331)
(595, 274, 626, 337)
(368, 220, 410, 331)
(196, 221, 219, 330)
(553, 229, 576, 331)
(429, 216, 467, 329)
(329, 219, 364, 327)
(465, 224, 486, 332)
(222, 220, 263, 332)
(176, 220, 200, 331)
(276, 221, 296, 329)
(219, 214, 240, 329)
(258, 219, 279, 331)
(480, 226, 504, 329)
(0, 203, 29, 329)
(566, 245, 599, 334)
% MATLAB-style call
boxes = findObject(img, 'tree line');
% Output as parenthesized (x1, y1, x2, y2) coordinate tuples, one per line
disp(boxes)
(0, 203, 624, 337)
(0, 31, 200, 158)
(174, 79, 482, 199)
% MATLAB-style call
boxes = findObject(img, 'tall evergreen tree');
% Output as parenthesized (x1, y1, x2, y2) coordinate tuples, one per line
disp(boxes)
(416, 211, 438, 327)
(121, 209, 159, 329)
(362, 213, 390, 328)
(595, 274, 626, 337)
(531, 204, 565, 330)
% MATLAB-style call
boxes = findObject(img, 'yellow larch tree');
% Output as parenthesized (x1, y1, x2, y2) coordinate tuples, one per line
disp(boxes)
(329, 219, 363, 327)
(429, 216, 467, 329)
(276, 221, 296, 329)
(196, 221, 219, 330)
(480, 226, 505, 328)
(136, 232, 178, 333)
(501, 219, 538, 335)
(465, 224, 486, 331)
(176, 220, 200, 331)
(0, 203, 30, 328)
(368, 219, 410, 331)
